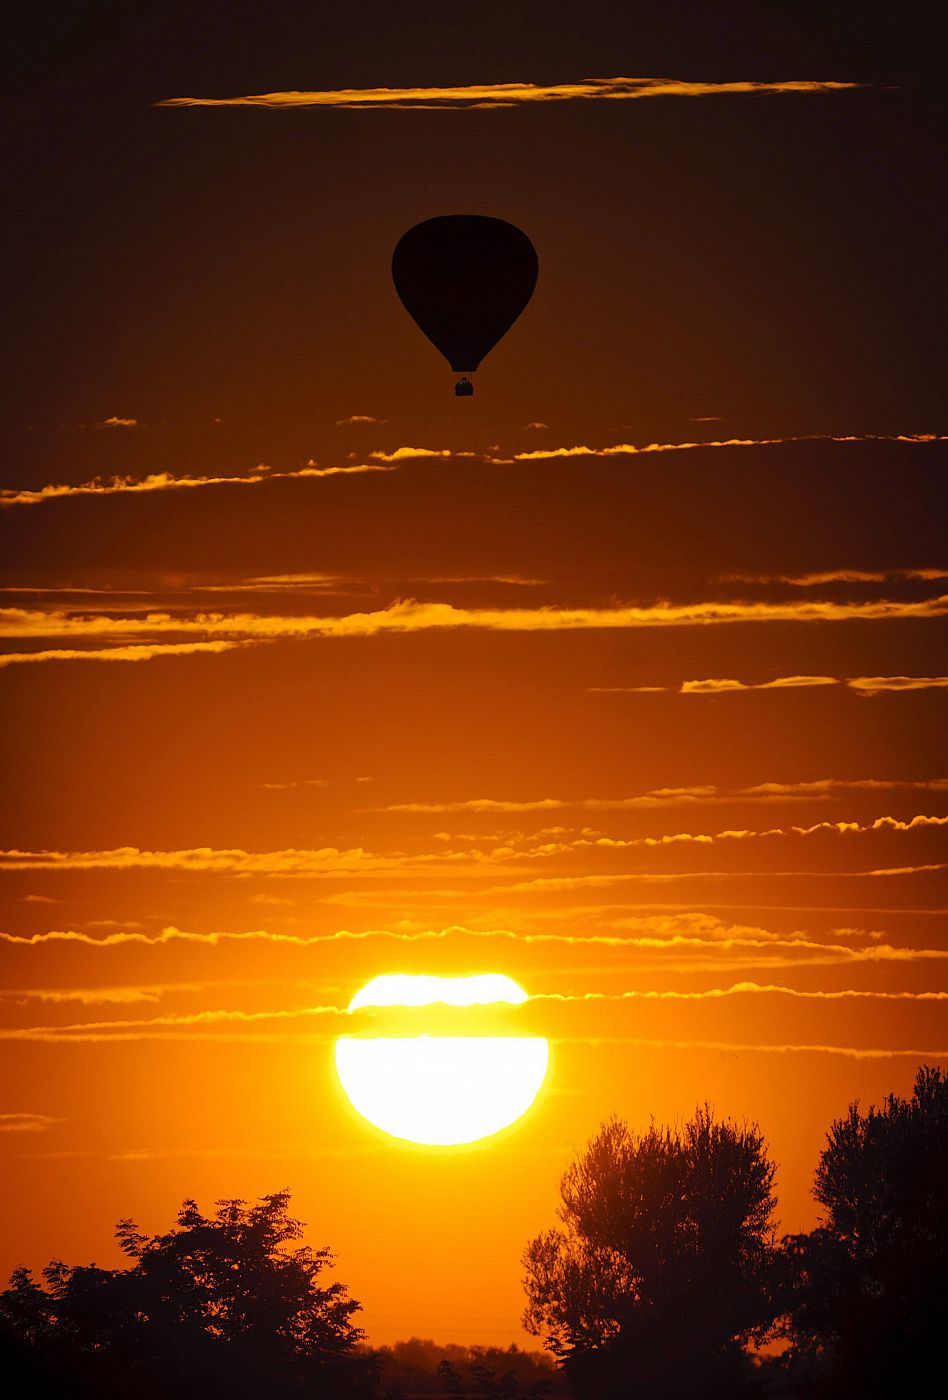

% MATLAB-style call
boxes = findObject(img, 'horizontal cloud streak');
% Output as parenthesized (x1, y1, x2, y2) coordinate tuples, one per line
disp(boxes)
(0, 641, 257, 667)
(0, 845, 489, 877)
(3, 922, 946, 975)
(849, 675, 948, 694)
(560, 1038, 948, 1061)
(505, 432, 945, 461)
(4, 595, 947, 664)
(361, 433, 944, 468)
(0, 463, 388, 509)
(0, 1112, 61, 1132)
(0, 814, 942, 881)
(547, 814, 948, 850)
(3, 434, 941, 517)
(592, 675, 948, 696)
(535, 983, 948, 1003)
(4, 1029, 938, 1056)
(368, 447, 471, 462)
(2, 1004, 943, 1063)
(4, 984, 947, 1045)
(493, 865, 946, 894)
(683, 675, 838, 694)
(719, 568, 948, 586)
(157, 77, 865, 111)
(378, 778, 948, 813)
(0, 1004, 349, 1042)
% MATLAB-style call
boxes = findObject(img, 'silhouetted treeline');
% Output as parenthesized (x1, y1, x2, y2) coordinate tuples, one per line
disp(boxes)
(2, 1067, 945, 1399)
(523, 1065, 947, 1399)
(0, 1190, 376, 1400)
(371, 1337, 565, 1398)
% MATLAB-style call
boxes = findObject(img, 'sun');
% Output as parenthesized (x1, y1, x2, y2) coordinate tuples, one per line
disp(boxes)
(334, 973, 549, 1146)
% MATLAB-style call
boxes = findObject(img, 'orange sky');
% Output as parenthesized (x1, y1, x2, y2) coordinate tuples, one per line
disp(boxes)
(1, 0, 946, 1349)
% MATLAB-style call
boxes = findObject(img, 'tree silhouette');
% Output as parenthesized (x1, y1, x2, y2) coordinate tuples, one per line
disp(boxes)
(784, 1064, 948, 1397)
(438, 1356, 465, 1393)
(522, 1109, 779, 1399)
(0, 1189, 373, 1400)
(373, 1339, 563, 1398)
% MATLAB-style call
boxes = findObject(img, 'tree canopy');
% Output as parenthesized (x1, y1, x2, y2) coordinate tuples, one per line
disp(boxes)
(784, 1065, 948, 1397)
(522, 1107, 779, 1399)
(0, 1189, 372, 1400)
(371, 1337, 565, 1398)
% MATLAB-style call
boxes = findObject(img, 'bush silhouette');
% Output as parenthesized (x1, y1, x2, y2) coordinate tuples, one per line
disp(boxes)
(0, 1188, 373, 1400)
(522, 1108, 780, 1399)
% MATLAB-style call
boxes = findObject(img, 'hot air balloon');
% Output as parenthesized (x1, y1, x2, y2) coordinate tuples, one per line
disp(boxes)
(392, 215, 538, 396)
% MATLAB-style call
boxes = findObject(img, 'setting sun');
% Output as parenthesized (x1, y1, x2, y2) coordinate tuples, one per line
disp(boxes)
(336, 974, 550, 1145)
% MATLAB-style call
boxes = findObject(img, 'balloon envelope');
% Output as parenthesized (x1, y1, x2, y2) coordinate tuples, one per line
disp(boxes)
(392, 215, 538, 373)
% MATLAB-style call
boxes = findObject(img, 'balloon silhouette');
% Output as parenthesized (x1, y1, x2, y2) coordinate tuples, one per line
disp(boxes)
(392, 215, 539, 395)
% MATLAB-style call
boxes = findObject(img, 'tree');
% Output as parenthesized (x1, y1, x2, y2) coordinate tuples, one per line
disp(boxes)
(438, 1356, 465, 1393)
(372, 1339, 564, 1398)
(784, 1065, 948, 1397)
(522, 1109, 780, 1399)
(0, 1189, 374, 1399)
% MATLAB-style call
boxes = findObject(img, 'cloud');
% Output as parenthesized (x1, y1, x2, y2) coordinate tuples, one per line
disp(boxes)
(491, 864, 947, 894)
(260, 778, 330, 791)
(505, 432, 945, 461)
(361, 432, 944, 468)
(524, 422, 549, 431)
(0, 986, 168, 1005)
(0, 1004, 350, 1043)
(85, 919, 144, 929)
(0, 1112, 61, 1132)
(534, 983, 948, 1004)
(6, 972, 948, 1051)
(4, 595, 948, 662)
(0, 641, 257, 667)
(425, 574, 548, 587)
(0, 844, 487, 877)
(157, 77, 865, 110)
(0, 463, 389, 509)
(802, 814, 948, 833)
(558, 1038, 948, 1061)
(0, 926, 447, 949)
(97, 416, 139, 428)
(720, 568, 948, 586)
(3, 990, 945, 1060)
(3, 1025, 941, 1057)
(196, 573, 351, 593)
(681, 675, 839, 694)
(4, 433, 942, 514)
(376, 778, 948, 813)
(592, 675, 948, 696)
(4, 921, 948, 980)
(194, 571, 544, 592)
(368, 447, 473, 461)
(336, 414, 386, 425)
(743, 778, 948, 797)
(849, 676, 948, 694)
(543, 814, 948, 850)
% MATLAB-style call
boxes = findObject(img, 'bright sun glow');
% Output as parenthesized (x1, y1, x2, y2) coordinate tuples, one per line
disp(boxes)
(335, 974, 549, 1146)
